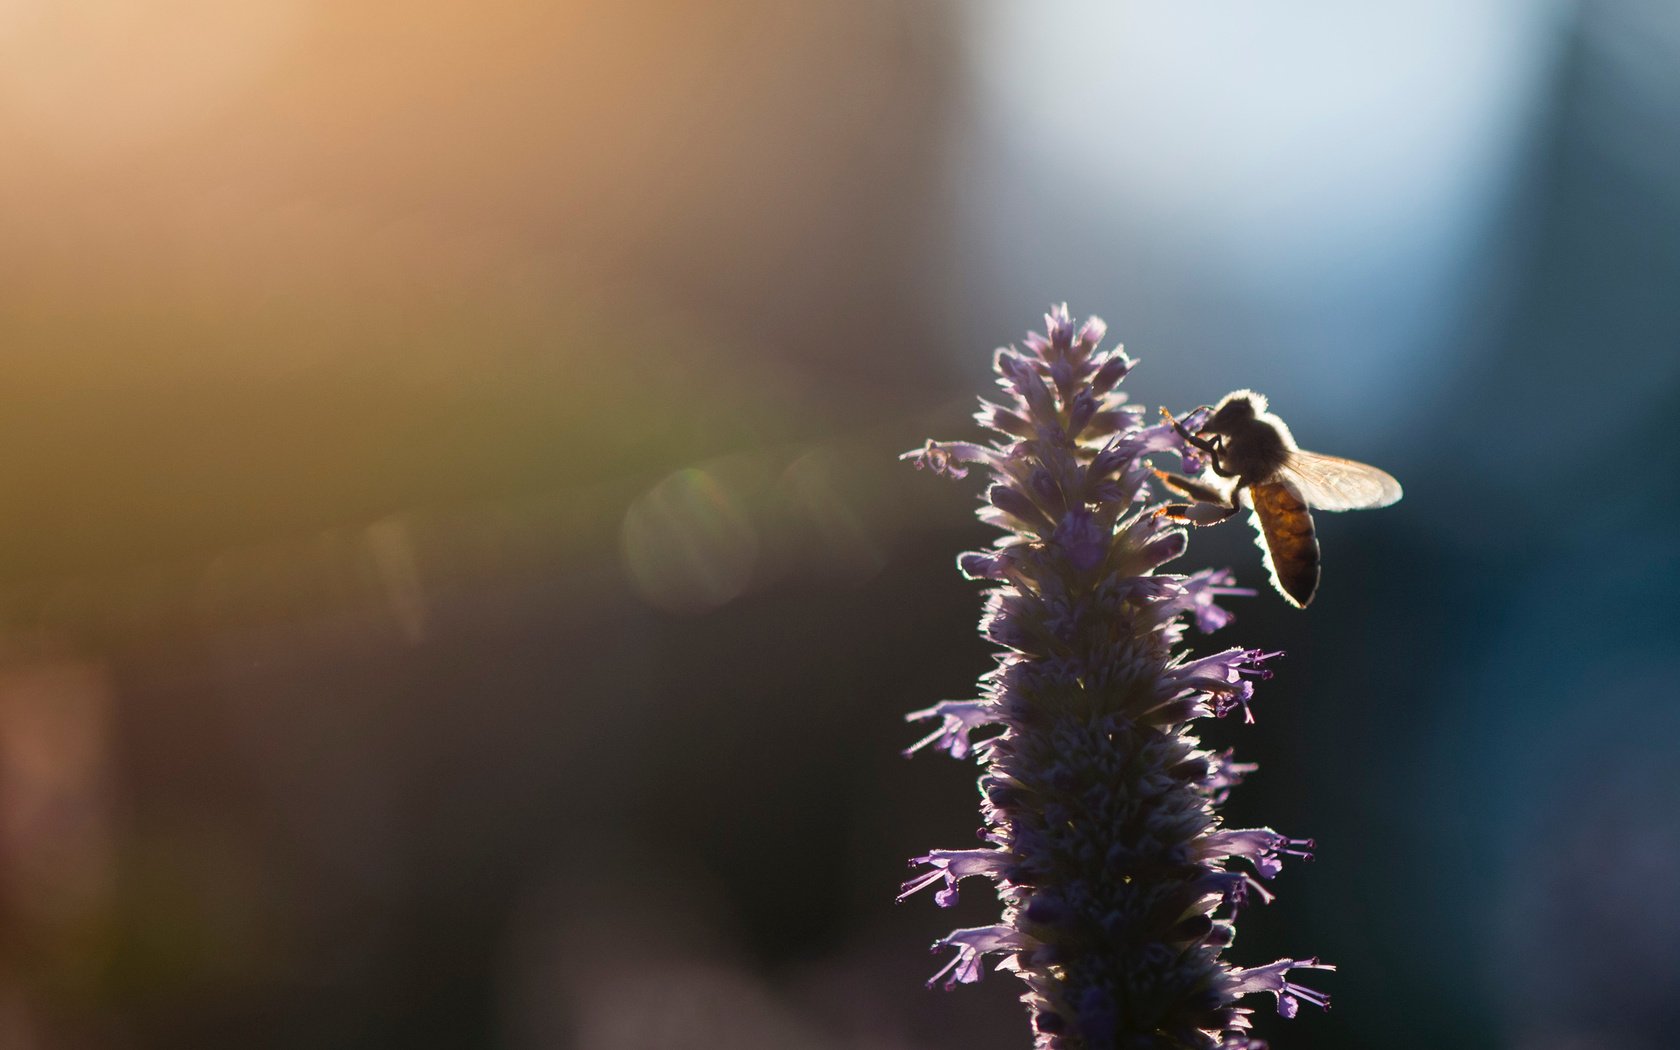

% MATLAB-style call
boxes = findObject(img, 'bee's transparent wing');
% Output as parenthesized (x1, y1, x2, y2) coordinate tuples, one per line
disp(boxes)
(1277, 450, 1402, 511)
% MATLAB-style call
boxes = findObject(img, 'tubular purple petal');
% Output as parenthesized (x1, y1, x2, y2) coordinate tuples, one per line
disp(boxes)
(989, 483, 1054, 534)
(929, 924, 1035, 989)
(1173, 569, 1258, 633)
(904, 700, 999, 760)
(1089, 357, 1130, 395)
(899, 847, 1012, 906)
(1225, 959, 1336, 1017)
(1046, 304, 1076, 351)
(1201, 829, 1316, 880)
(977, 400, 1036, 438)
(1204, 750, 1260, 804)
(1075, 316, 1107, 355)
(994, 349, 1058, 421)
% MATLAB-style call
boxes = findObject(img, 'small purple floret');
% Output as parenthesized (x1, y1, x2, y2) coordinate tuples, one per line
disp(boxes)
(898, 847, 1010, 906)
(1176, 569, 1258, 633)
(904, 700, 998, 760)
(928, 924, 1035, 989)
(1225, 958, 1336, 1018)
(1201, 829, 1316, 880)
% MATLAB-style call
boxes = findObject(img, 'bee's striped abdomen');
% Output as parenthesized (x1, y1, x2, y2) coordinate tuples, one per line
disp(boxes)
(1249, 480, 1320, 608)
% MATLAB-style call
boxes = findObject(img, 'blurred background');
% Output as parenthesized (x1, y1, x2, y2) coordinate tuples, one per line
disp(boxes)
(1, 1, 1676, 1047)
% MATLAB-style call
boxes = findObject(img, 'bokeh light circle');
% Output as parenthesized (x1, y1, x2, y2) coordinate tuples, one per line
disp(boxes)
(620, 468, 758, 614)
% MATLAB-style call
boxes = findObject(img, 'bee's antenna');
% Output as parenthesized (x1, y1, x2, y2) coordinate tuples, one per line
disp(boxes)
(1161, 406, 1198, 444)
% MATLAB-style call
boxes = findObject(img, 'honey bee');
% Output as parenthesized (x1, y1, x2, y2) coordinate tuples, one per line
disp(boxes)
(1156, 391, 1402, 608)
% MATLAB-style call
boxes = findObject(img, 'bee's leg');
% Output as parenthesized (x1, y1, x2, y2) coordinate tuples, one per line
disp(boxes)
(1153, 470, 1239, 526)
(1153, 469, 1226, 504)
(1163, 407, 1215, 452)
(1203, 440, 1239, 480)
(1158, 501, 1239, 526)
(1161, 407, 1237, 478)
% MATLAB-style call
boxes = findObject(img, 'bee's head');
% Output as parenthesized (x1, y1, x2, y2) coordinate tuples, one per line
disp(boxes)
(1200, 390, 1267, 436)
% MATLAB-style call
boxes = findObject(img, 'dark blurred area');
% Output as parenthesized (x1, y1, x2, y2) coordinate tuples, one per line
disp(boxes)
(1, 2, 1676, 1048)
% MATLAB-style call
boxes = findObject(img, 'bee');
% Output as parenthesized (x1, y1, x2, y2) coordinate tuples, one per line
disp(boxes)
(1155, 391, 1402, 608)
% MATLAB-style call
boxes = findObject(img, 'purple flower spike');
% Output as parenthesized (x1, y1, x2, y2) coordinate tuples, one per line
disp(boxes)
(901, 307, 1329, 1048)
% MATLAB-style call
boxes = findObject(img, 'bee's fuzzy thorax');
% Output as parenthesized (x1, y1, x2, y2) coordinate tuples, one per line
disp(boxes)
(1217, 389, 1268, 415)
(1210, 389, 1300, 454)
